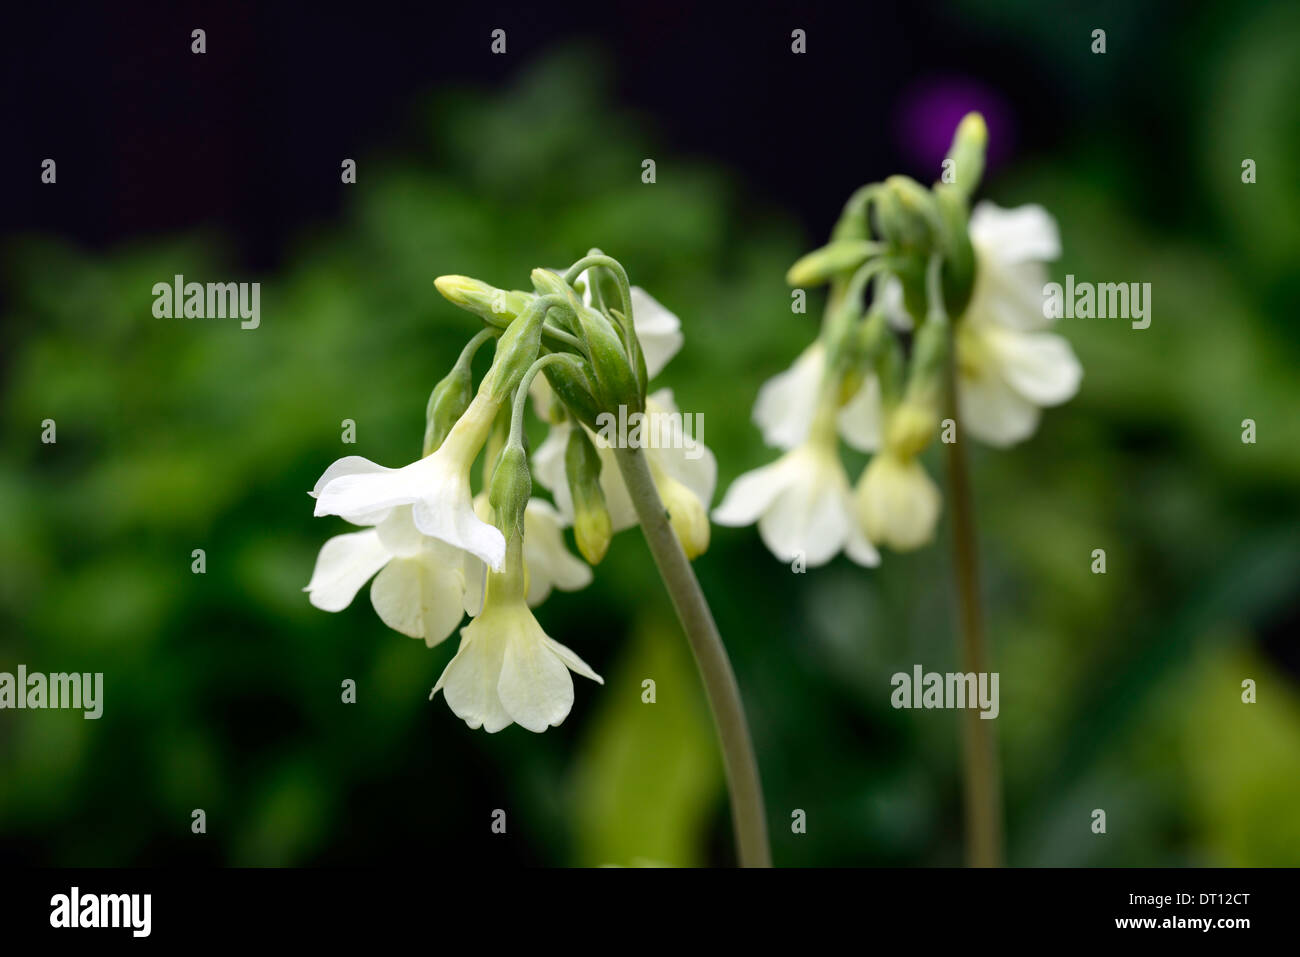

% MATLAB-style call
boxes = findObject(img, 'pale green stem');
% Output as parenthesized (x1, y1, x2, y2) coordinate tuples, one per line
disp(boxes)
(613, 445, 772, 868)
(943, 329, 1004, 868)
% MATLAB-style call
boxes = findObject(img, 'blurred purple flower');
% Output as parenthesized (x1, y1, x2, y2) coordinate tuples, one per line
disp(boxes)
(896, 79, 1014, 181)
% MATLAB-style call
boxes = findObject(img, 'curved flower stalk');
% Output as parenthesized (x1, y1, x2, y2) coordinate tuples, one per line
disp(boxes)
(306, 251, 770, 866)
(715, 114, 1082, 866)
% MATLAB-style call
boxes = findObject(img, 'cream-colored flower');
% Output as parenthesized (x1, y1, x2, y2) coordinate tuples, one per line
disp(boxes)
(753, 340, 883, 453)
(956, 201, 1082, 447)
(432, 573, 602, 733)
(312, 392, 507, 569)
(712, 420, 878, 568)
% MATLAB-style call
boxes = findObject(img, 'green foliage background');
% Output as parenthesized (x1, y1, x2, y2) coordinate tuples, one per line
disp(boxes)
(2, 6, 1298, 866)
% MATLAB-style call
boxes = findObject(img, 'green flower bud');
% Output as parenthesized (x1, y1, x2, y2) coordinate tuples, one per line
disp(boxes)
(876, 176, 942, 250)
(565, 427, 612, 565)
(886, 398, 939, 459)
(531, 268, 641, 415)
(434, 275, 534, 324)
(941, 112, 987, 202)
(786, 238, 875, 287)
(488, 441, 531, 539)
(934, 187, 976, 320)
(422, 360, 473, 456)
(543, 356, 604, 430)
(484, 297, 548, 402)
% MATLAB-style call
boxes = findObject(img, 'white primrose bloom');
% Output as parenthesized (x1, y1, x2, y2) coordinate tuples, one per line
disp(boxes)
(712, 400, 879, 568)
(956, 201, 1083, 447)
(462, 496, 593, 615)
(305, 505, 474, 647)
(312, 391, 507, 570)
(433, 556, 603, 734)
(753, 340, 883, 453)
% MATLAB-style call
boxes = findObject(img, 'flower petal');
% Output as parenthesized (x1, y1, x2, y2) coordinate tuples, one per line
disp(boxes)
(711, 458, 792, 527)
(753, 343, 826, 450)
(498, 621, 576, 733)
(314, 455, 437, 520)
(310, 456, 396, 525)
(630, 286, 684, 378)
(305, 529, 391, 612)
(369, 547, 467, 647)
(542, 635, 603, 685)
(969, 202, 1061, 265)
(959, 365, 1042, 447)
(837, 374, 884, 453)
(757, 463, 853, 567)
(410, 475, 507, 571)
(984, 327, 1082, 407)
(433, 624, 512, 733)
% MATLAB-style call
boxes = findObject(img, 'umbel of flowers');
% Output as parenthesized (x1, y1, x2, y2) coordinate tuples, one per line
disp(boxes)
(305, 255, 715, 733)
(714, 113, 1082, 562)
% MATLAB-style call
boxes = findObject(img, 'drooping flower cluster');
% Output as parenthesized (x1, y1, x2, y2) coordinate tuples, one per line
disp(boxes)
(715, 113, 1082, 564)
(306, 255, 714, 732)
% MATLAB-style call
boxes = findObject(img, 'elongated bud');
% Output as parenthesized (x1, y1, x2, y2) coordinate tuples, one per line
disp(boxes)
(531, 268, 641, 415)
(658, 473, 710, 560)
(423, 361, 473, 456)
(485, 298, 547, 401)
(565, 427, 612, 565)
(543, 356, 604, 430)
(488, 441, 531, 539)
(934, 186, 976, 319)
(434, 275, 534, 323)
(942, 112, 987, 201)
(876, 176, 941, 250)
(888, 319, 947, 456)
(786, 238, 875, 287)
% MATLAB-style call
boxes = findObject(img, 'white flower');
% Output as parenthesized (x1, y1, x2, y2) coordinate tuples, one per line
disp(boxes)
(305, 506, 473, 647)
(312, 392, 507, 570)
(462, 497, 593, 615)
(854, 451, 942, 552)
(712, 426, 879, 568)
(432, 588, 603, 733)
(754, 340, 884, 453)
(956, 201, 1083, 447)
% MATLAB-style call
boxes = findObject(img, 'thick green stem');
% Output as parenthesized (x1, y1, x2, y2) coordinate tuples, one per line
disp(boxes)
(943, 332, 1004, 868)
(613, 445, 772, 868)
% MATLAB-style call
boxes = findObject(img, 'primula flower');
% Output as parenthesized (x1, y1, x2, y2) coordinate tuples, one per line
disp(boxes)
(955, 201, 1082, 447)
(312, 390, 508, 570)
(433, 546, 602, 733)
(713, 396, 879, 567)
(753, 340, 883, 452)
(304, 505, 474, 647)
